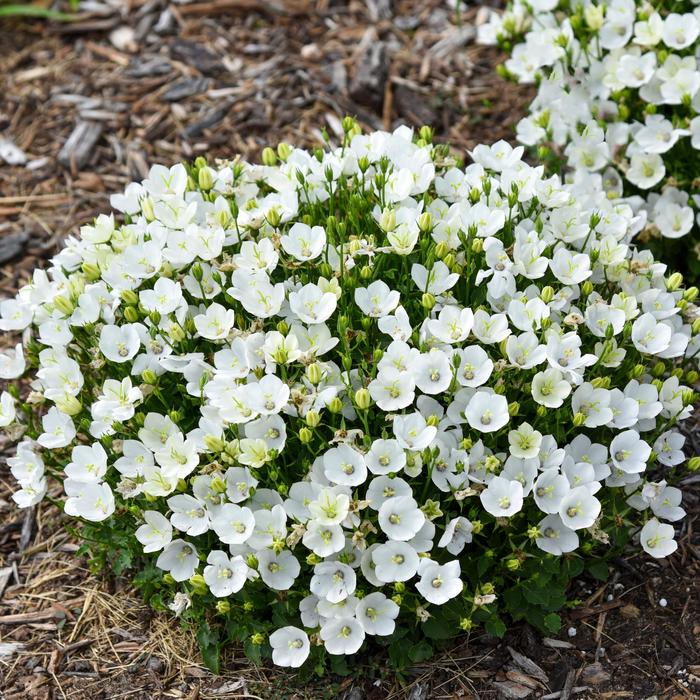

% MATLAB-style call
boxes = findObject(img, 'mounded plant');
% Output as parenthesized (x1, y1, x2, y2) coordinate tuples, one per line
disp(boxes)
(1, 122, 698, 672)
(479, 0, 700, 281)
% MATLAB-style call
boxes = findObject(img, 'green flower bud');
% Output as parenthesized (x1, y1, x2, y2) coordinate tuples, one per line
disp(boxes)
(189, 574, 207, 595)
(216, 600, 231, 615)
(306, 363, 322, 385)
(267, 207, 282, 228)
(122, 290, 139, 306)
(373, 348, 384, 363)
(540, 286, 554, 303)
(204, 435, 226, 453)
(508, 401, 520, 416)
(394, 581, 405, 594)
(380, 209, 396, 232)
(81, 262, 101, 281)
(591, 376, 610, 389)
(435, 241, 450, 259)
(328, 397, 343, 414)
(250, 633, 265, 646)
(672, 367, 684, 379)
(688, 456, 700, 471)
(692, 318, 700, 335)
(54, 295, 74, 315)
(667, 272, 683, 291)
(684, 286, 698, 302)
(443, 253, 456, 269)
(141, 369, 158, 385)
(354, 388, 371, 410)
(124, 306, 139, 323)
(246, 554, 259, 569)
(418, 212, 432, 233)
(472, 520, 483, 534)
(682, 389, 695, 406)
(198, 166, 214, 191)
(505, 558, 520, 571)
(536, 405, 548, 418)
(471, 238, 484, 253)
(685, 370, 699, 384)
(573, 412, 586, 427)
(581, 280, 593, 297)
(243, 601, 254, 612)
(651, 361, 666, 377)
(299, 427, 313, 444)
(142, 196, 155, 222)
(459, 618, 473, 631)
(262, 147, 277, 167)
(306, 552, 321, 566)
(149, 311, 161, 326)
(56, 396, 82, 416)
(419, 125, 433, 143)
(628, 364, 645, 379)
(277, 142, 292, 161)
(421, 293, 436, 310)
(391, 594, 403, 606)
(306, 410, 321, 428)
(169, 410, 181, 423)
(360, 265, 372, 280)
(276, 320, 289, 335)
(163, 573, 175, 585)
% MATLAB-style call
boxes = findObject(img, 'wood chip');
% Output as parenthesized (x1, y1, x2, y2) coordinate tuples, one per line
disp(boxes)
(58, 121, 104, 171)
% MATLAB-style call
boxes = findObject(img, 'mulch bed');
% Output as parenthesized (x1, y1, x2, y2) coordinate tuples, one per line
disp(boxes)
(0, 1, 698, 698)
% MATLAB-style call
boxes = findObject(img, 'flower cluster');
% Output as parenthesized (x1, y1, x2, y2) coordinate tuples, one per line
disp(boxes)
(1, 123, 698, 669)
(478, 0, 700, 279)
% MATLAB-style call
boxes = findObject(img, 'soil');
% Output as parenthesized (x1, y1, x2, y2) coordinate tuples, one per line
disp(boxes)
(0, 2, 698, 699)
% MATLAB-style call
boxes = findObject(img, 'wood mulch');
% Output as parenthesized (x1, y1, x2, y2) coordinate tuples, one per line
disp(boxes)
(0, 1, 698, 698)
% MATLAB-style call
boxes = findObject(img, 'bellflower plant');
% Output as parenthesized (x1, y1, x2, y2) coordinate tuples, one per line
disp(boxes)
(478, 0, 700, 281)
(1, 121, 699, 672)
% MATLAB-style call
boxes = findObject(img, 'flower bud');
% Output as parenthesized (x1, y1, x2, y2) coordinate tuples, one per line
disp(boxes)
(684, 286, 698, 302)
(204, 435, 226, 453)
(198, 166, 214, 191)
(306, 410, 321, 428)
(54, 295, 74, 316)
(508, 401, 519, 416)
(505, 558, 520, 571)
(354, 388, 371, 410)
(186, 574, 206, 597)
(667, 272, 683, 291)
(328, 397, 343, 414)
(277, 142, 292, 161)
(591, 376, 610, 389)
(651, 361, 666, 377)
(435, 241, 450, 260)
(163, 573, 175, 585)
(540, 286, 554, 303)
(421, 293, 436, 310)
(459, 618, 473, 631)
(122, 290, 139, 306)
(672, 367, 684, 379)
(142, 369, 158, 385)
(472, 520, 483, 534)
(379, 209, 396, 233)
(443, 253, 456, 269)
(216, 600, 231, 615)
(246, 554, 259, 569)
(243, 601, 254, 612)
(262, 147, 277, 167)
(56, 396, 82, 416)
(81, 262, 101, 281)
(149, 311, 161, 326)
(688, 456, 700, 471)
(419, 125, 433, 142)
(683, 389, 695, 406)
(628, 364, 645, 379)
(267, 207, 282, 228)
(124, 306, 139, 323)
(276, 320, 289, 335)
(394, 581, 405, 594)
(685, 370, 699, 384)
(471, 237, 484, 253)
(142, 196, 155, 222)
(169, 410, 181, 423)
(251, 633, 265, 646)
(417, 212, 432, 233)
(373, 348, 384, 363)
(306, 553, 321, 566)
(573, 412, 586, 427)
(536, 405, 547, 418)
(581, 280, 593, 297)
(692, 318, 700, 335)
(306, 363, 322, 386)
(299, 427, 313, 444)
(360, 265, 372, 280)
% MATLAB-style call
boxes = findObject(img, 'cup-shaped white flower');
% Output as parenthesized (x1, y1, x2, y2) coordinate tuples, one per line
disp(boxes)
(535, 514, 579, 555)
(355, 280, 400, 318)
(323, 444, 367, 487)
(320, 617, 365, 655)
(466, 391, 509, 433)
(480, 476, 524, 517)
(378, 496, 426, 541)
(640, 518, 678, 558)
(156, 539, 199, 582)
(257, 549, 300, 591)
(269, 626, 311, 667)
(203, 551, 248, 597)
(289, 283, 337, 324)
(559, 486, 601, 530)
(372, 541, 420, 582)
(355, 592, 400, 636)
(310, 561, 357, 603)
(136, 510, 173, 553)
(415, 559, 463, 605)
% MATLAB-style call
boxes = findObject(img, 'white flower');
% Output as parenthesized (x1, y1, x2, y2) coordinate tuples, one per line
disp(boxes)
(38, 407, 76, 449)
(610, 430, 651, 474)
(0, 391, 16, 427)
(203, 551, 248, 597)
(64, 480, 115, 522)
(269, 626, 311, 667)
(480, 476, 524, 517)
(257, 549, 300, 590)
(354, 281, 400, 318)
(535, 514, 579, 555)
(508, 422, 542, 459)
(139, 278, 183, 315)
(193, 303, 236, 340)
(289, 283, 337, 324)
(437, 516, 473, 555)
(453, 346, 494, 388)
(307, 486, 350, 525)
(366, 439, 406, 476)
(320, 617, 365, 655)
(559, 486, 601, 530)
(531, 368, 571, 408)
(99, 324, 141, 363)
(378, 496, 425, 541)
(323, 444, 367, 487)
(281, 222, 326, 261)
(465, 391, 509, 433)
(136, 510, 173, 552)
(392, 412, 437, 450)
(210, 503, 255, 544)
(415, 559, 463, 605)
(426, 305, 474, 343)
(355, 592, 400, 635)
(156, 539, 199, 582)
(639, 518, 677, 558)
(372, 541, 420, 582)
(310, 561, 356, 603)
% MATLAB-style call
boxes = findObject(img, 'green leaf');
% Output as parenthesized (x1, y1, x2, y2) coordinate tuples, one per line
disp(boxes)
(197, 621, 220, 673)
(485, 616, 506, 638)
(587, 559, 609, 581)
(409, 640, 433, 663)
(0, 4, 78, 20)
(543, 612, 561, 633)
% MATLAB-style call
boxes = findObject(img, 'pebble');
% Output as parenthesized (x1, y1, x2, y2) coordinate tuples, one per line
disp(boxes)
(567, 626, 577, 637)
(659, 598, 668, 607)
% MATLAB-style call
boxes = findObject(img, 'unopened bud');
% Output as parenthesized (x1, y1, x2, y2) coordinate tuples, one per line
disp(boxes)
(198, 166, 214, 191)
(540, 286, 554, 304)
(189, 574, 207, 595)
(354, 388, 371, 410)
(262, 147, 277, 167)
(306, 410, 321, 428)
(573, 412, 586, 427)
(421, 293, 436, 310)
(667, 272, 683, 292)
(306, 363, 322, 385)
(328, 397, 343, 414)
(124, 306, 139, 323)
(299, 427, 313, 444)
